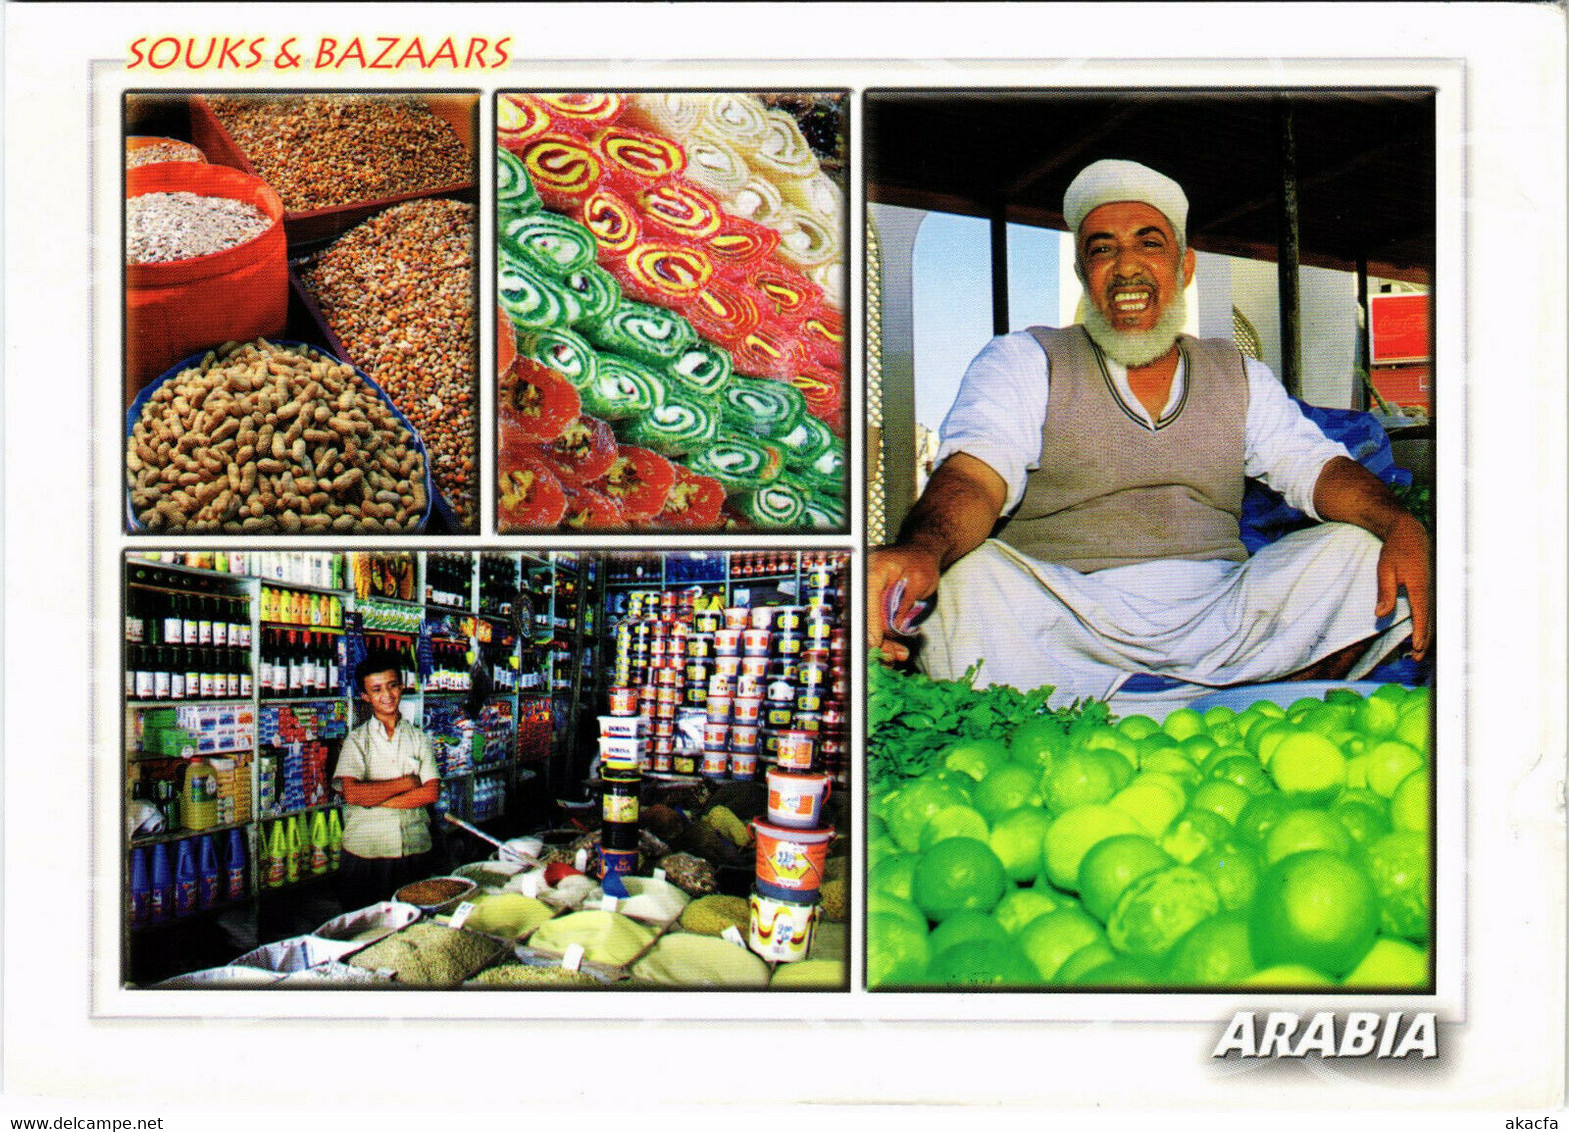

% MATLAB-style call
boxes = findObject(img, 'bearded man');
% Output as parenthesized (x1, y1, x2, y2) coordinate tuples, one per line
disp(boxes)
(868, 159, 1431, 705)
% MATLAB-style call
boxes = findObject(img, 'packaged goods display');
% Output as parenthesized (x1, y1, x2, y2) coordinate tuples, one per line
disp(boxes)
(122, 93, 478, 532)
(121, 549, 850, 991)
(866, 664, 1433, 992)
(495, 91, 848, 533)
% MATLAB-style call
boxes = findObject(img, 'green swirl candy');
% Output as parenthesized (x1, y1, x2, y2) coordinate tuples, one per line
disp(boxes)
(733, 482, 809, 528)
(623, 390, 720, 456)
(514, 326, 598, 390)
(582, 300, 696, 366)
(802, 440, 846, 490)
(497, 149, 541, 216)
(579, 353, 667, 421)
(500, 211, 599, 277)
(499, 250, 582, 330)
(686, 431, 784, 491)
(777, 414, 836, 470)
(666, 341, 733, 399)
(559, 262, 621, 327)
(802, 491, 847, 531)
(720, 376, 806, 439)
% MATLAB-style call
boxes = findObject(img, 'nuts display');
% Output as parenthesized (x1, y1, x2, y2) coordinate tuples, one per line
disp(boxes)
(126, 191, 272, 264)
(203, 94, 471, 212)
(298, 199, 477, 529)
(126, 339, 428, 534)
(126, 139, 205, 168)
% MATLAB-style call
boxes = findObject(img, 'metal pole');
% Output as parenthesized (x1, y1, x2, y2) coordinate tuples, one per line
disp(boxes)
(1276, 99, 1302, 398)
(990, 203, 1010, 336)
(1355, 254, 1371, 411)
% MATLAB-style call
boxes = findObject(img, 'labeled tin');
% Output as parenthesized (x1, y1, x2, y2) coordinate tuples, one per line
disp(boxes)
(700, 750, 729, 778)
(694, 610, 722, 633)
(672, 753, 698, 775)
(793, 711, 824, 734)
(732, 697, 762, 724)
(736, 673, 764, 700)
(650, 752, 672, 773)
(741, 628, 772, 656)
(796, 691, 824, 713)
(775, 730, 816, 771)
(687, 634, 713, 659)
(772, 632, 805, 657)
(771, 606, 805, 632)
(739, 656, 769, 679)
(601, 771, 640, 824)
(765, 705, 796, 728)
(723, 607, 749, 630)
(714, 655, 740, 678)
(607, 687, 638, 715)
(706, 695, 733, 723)
(729, 751, 759, 780)
(729, 723, 759, 752)
(703, 721, 730, 748)
(713, 628, 742, 656)
(748, 606, 774, 630)
(747, 888, 819, 963)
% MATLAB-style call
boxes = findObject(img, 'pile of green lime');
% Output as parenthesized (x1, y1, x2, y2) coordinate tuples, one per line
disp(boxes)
(867, 683, 1432, 990)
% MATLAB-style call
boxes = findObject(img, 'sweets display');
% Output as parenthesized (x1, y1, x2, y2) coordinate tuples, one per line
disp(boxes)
(496, 91, 847, 532)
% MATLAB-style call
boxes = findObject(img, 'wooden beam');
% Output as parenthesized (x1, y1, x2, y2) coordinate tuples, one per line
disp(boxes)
(1276, 98, 1303, 398)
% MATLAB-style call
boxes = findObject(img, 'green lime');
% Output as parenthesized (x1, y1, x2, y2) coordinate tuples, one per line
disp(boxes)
(867, 835, 900, 867)
(924, 939, 1042, 987)
(1068, 958, 1158, 987)
(1190, 841, 1263, 912)
(1249, 850, 1379, 977)
(1162, 708, 1205, 742)
(1189, 779, 1253, 825)
(1106, 866, 1221, 961)
(929, 910, 1010, 955)
(1395, 702, 1430, 755)
(1206, 753, 1273, 796)
(1364, 829, 1430, 943)
(1342, 938, 1430, 988)
(1180, 734, 1219, 764)
(988, 806, 1055, 884)
(1363, 740, 1425, 798)
(1079, 731, 1138, 780)
(1355, 694, 1401, 738)
(1042, 750, 1124, 813)
(941, 738, 1013, 782)
(1389, 769, 1429, 833)
(1139, 749, 1204, 789)
(1165, 911, 1257, 986)
(1055, 940, 1119, 984)
(1268, 731, 1348, 800)
(1076, 833, 1173, 924)
(973, 763, 1044, 823)
(992, 886, 1064, 935)
(912, 837, 1008, 923)
(1160, 807, 1233, 864)
(1330, 794, 1393, 849)
(868, 852, 921, 902)
(1202, 705, 1238, 729)
(1017, 906, 1106, 982)
(917, 804, 991, 851)
(1116, 715, 1162, 742)
(868, 890, 928, 930)
(885, 777, 972, 852)
(1243, 964, 1337, 987)
(1009, 717, 1069, 772)
(1246, 720, 1294, 765)
(1042, 803, 1144, 890)
(1108, 773, 1188, 837)
(1263, 807, 1353, 865)
(867, 912, 930, 988)
(1234, 792, 1307, 848)
(1298, 703, 1355, 737)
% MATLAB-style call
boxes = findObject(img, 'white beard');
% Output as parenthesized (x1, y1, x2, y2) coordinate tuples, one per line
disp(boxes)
(1081, 287, 1189, 367)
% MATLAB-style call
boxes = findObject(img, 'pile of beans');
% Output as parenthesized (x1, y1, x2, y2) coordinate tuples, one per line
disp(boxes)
(126, 139, 205, 168)
(204, 94, 471, 211)
(126, 339, 428, 534)
(299, 199, 477, 529)
(126, 191, 271, 264)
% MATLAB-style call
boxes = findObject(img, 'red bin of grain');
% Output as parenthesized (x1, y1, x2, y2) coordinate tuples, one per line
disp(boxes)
(124, 163, 288, 406)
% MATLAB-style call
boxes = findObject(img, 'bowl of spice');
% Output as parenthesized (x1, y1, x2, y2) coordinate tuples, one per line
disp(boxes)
(394, 875, 477, 916)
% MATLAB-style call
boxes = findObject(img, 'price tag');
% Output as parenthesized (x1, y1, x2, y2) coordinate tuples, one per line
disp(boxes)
(561, 943, 585, 972)
(517, 872, 541, 898)
(448, 901, 475, 930)
(600, 895, 619, 913)
(574, 849, 589, 872)
(721, 926, 747, 948)
(652, 868, 667, 882)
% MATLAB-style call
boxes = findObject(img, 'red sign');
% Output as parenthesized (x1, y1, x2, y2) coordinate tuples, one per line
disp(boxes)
(1370, 293, 1430, 363)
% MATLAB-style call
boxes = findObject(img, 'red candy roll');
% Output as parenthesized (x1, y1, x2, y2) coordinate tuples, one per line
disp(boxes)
(800, 308, 845, 370)
(539, 414, 619, 486)
(752, 267, 825, 319)
(498, 95, 554, 151)
(790, 365, 846, 434)
(572, 187, 642, 257)
(727, 322, 806, 381)
(684, 275, 763, 343)
(519, 132, 604, 210)
(636, 179, 725, 241)
(560, 482, 628, 530)
(592, 125, 688, 187)
(535, 92, 626, 134)
(609, 240, 714, 307)
(497, 451, 569, 531)
(499, 356, 582, 444)
(704, 216, 781, 274)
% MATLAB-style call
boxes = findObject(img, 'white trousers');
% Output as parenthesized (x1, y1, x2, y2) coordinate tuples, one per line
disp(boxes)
(916, 523, 1412, 706)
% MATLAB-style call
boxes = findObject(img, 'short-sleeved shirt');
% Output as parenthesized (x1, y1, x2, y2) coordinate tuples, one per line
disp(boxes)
(935, 329, 1349, 515)
(334, 716, 438, 859)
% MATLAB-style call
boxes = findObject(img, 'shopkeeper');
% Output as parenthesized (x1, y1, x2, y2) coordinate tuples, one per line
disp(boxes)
(868, 158, 1432, 703)
(334, 651, 440, 910)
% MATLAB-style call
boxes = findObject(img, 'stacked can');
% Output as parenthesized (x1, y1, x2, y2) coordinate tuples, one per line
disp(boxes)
(597, 689, 646, 878)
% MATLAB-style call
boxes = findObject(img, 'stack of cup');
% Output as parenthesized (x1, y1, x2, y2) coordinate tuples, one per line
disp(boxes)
(748, 764, 834, 964)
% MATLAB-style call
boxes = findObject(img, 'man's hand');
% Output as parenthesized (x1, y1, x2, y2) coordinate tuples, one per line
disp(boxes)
(868, 545, 943, 664)
(1374, 512, 1432, 661)
(338, 774, 421, 808)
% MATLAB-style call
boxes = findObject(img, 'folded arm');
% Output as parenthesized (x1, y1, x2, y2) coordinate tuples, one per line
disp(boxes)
(338, 774, 423, 808)
(1312, 455, 1432, 660)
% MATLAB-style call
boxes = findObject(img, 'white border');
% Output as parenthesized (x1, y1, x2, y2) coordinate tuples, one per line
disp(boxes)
(5, 1, 1564, 1114)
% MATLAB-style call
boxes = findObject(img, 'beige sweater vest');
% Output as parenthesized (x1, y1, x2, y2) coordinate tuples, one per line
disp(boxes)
(998, 325, 1250, 572)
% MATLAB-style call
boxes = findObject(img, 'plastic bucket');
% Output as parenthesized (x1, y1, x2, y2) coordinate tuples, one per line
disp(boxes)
(766, 768, 832, 828)
(775, 730, 816, 771)
(748, 888, 819, 963)
(751, 819, 833, 901)
(729, 752, 759, 780)
(125, 163, 288, 405)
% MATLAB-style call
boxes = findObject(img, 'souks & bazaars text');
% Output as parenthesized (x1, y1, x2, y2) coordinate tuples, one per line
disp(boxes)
(127, 35, 512, 71)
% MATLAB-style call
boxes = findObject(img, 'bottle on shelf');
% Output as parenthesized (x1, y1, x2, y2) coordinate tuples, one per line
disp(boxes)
(129, 847, 151, 928)
(149, 841, 173, 923)
(197, 834, 221, 909)
(224, 828, 247, 902)
(173, 838, 199, 918)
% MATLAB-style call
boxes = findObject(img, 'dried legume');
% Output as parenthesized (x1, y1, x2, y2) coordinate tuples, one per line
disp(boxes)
(126, 191, 271, 264)
(126, 139, 205, 168)
(299, 199, 477, 528)
(126, 338, 428, 534)
(204, 94, 471, 211)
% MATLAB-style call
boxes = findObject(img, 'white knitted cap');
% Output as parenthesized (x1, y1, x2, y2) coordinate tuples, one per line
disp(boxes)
(1063, 159, 1188, 245)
